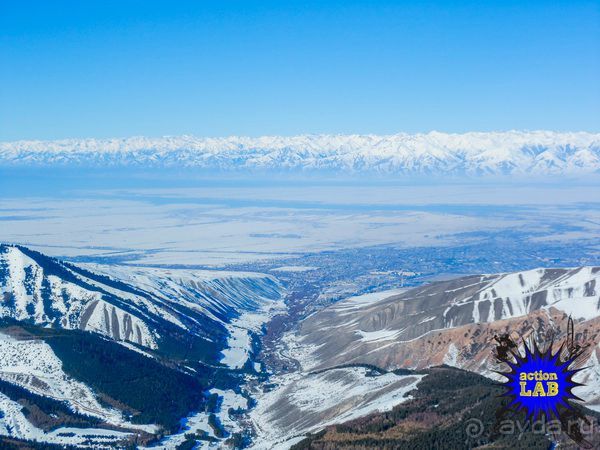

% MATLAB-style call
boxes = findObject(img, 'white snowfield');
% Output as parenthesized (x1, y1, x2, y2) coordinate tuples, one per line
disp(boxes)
(249, 367, 423, 449)
(1, 131, 599, 175)
(0, 333, 121, 423)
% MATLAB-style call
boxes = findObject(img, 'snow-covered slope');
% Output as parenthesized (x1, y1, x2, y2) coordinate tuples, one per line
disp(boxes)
(0, 244, 283, 364)
(0, 331, 159, 448)
(1, 131, 599, 175)
(0, 391, 131, 449)
(0, 332, 122, 423)
(297, 267, 600, 366)
(249, 366, 423, 449)
(83, 263, 286, 369)
(0, 244, 286, 447)
(292, 267, 600, 408)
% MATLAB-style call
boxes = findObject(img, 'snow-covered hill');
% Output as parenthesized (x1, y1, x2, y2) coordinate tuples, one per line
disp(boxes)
(249, 367, 423, 448)
(292, 267, 600, 409)
(0, 244, 285, 447)
(0, 332, 125, 424)
(1, 131, 599, 175)
(0, 244, 283, 366)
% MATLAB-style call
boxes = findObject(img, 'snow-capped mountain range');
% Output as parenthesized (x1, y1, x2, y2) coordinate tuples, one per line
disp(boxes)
(1, 131, 599, 175)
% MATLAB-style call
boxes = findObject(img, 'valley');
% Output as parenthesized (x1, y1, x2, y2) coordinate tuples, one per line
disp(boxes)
(2, 237, 600, 448)
(1, 178, 600, 449)
(244, 266, 600, 448)
(2, 0, 599, 446)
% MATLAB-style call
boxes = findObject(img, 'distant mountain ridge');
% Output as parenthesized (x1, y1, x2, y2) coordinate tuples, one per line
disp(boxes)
(1, 131, 599, 175)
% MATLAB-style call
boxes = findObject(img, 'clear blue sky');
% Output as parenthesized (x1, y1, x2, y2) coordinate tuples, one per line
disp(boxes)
(1, 0, 599, 140)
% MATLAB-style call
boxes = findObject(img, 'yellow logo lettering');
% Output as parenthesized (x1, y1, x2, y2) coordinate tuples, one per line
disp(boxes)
(532, 381, 546, 397)
(546, 382, 559, 397)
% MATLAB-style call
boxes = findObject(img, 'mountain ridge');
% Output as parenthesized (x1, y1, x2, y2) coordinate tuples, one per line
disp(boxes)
(0, 244, 285, 447)
(0, 244, 283, 366)
(2, 131, 599, 175)
(291, 267, 600, 409)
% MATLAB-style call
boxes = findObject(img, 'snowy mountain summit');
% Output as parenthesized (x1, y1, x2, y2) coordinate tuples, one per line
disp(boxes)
(1, 131, 599, 175)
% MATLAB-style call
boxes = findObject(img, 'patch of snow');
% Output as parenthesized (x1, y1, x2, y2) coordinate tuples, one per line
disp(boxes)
(357, 328, 401, 343)
(0, 392, 132, 448)
(141, 410, 215, 450)
(249, 367, 423, 449)
(270, 266, 318, 273)
(443, 343, 460, 366)
(332, 288, 408, 313)
(220, 297, 285, 369)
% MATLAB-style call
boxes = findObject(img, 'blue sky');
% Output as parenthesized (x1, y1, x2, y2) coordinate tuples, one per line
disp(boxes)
(1, 0, 599, 140)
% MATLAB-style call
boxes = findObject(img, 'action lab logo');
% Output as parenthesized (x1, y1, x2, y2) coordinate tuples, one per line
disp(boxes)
(493, 317, 593, 446)
(497, 338, 583, 419)
(518, 369, 559, 397)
